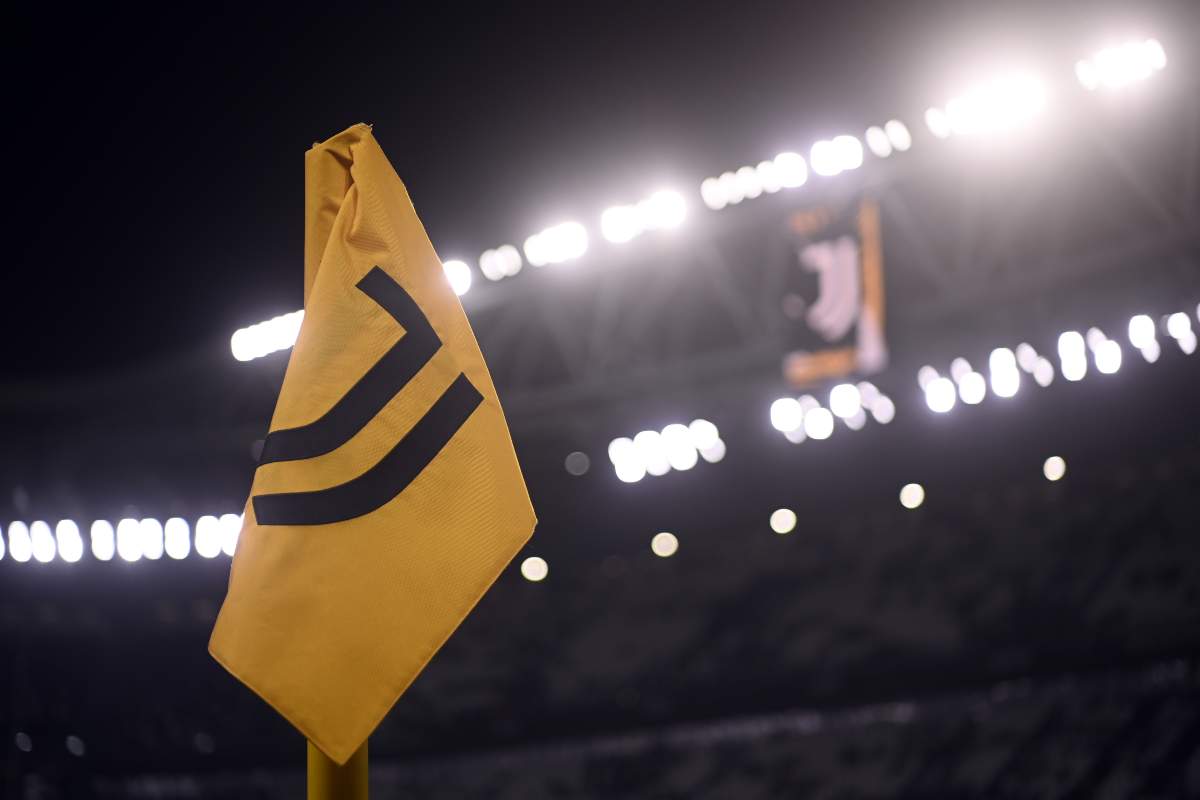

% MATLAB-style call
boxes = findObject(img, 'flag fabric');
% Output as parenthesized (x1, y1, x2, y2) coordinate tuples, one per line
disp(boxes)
(209, 123, 536, 764)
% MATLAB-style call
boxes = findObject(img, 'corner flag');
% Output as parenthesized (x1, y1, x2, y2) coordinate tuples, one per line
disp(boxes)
(210, 123, 536, 764)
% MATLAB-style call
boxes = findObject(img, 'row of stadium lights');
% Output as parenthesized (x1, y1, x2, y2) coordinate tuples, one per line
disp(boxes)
(521, 453, 1073, 582)
(0, 515, 242, 565)
(5, 305, 1195, 570)
(228, 37, 1168, 362)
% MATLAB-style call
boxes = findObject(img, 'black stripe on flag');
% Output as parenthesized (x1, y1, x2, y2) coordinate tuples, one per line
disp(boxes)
(252, 373, 483, 526)
(258, 267, 442, 465)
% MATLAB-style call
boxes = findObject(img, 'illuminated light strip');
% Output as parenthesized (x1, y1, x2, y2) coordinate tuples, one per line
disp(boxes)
(1076, 38, 1167, 91)
(770, 382, 895, 444)
(924, 70, 1048, 139)
(0, 515, 243, 564)
(608, 420, 724, 483)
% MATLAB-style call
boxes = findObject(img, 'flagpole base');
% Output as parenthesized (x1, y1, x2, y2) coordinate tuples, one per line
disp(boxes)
(308, 739, 367, 800)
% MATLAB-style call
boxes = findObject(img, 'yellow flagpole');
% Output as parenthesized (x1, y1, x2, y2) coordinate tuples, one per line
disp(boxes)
(308, 740, 368, 800)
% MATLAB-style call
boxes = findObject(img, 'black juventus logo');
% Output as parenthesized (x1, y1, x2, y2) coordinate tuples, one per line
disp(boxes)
(251, 266, 483, 526)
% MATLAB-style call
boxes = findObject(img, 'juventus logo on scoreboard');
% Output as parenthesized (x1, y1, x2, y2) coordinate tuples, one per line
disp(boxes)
(251, 267, 483, 526)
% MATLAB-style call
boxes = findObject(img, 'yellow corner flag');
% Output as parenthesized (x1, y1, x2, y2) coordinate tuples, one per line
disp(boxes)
(210, 123, 536, 764)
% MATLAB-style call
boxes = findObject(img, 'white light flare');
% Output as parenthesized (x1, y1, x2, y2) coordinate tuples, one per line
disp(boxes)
(55, 520, 84, 564)
(442, 259, 473, 297)
(523, 221, 589, 266)
(231, 309, 305, 362)
(1076, 39, 1167, 91)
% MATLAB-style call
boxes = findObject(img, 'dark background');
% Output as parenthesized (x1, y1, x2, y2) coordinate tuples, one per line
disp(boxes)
(3, 2, 1199, 797)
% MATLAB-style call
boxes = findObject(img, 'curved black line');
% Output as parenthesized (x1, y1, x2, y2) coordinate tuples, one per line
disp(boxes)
(252, 374, 483, 526)
(259, 267, 441, 465)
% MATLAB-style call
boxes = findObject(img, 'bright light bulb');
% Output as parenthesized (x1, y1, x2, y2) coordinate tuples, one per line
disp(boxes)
(139, 518, 164, 560)
(770, 508, 797, 535)
(1167, 312, 1192, 340)
(634, 430, 670, 476)
(773, 152, 807, 188)
(55, 520, 83, 564)
(884, 119, 912, 151)
(1095, 339, 1122, 374)
(90, 521, 115, 561)
(925, 107, 952, 139)
(756, 160, 782, 193)
(1128, 314, 1156, 348)
(700, 177, 727, 210)
(917, 365, 939, 390)
(958, 372, 986, 404)
(698, 438, 726, 463)
(829, 383, 862, 419)
(1043, 456, 1066, 481)
(770, 397, 803, 432)
(871, 395, 896, 424)
(639, 190, 687, 230)
(735, 166, 762, 199)
(865, 126, 892, 158)
(30, 521, 55, 563)
(803, 407, 834, 440)
(600, 204, 641, 243)
(116, 518, 142, 562)
(219, 514, 242, 557)
(899, 483, 925, 509)
(950, 357, 972, 383)
(165, 518, 190, 560)
(520, 556, 548, 582)
(651, 531, 679, 557)
(810, 139, 841, 176)
(687, 419, 720, 451)
(442, 260, 472, 296)
(8, 522, 32, 562)
(925, 377, 957, 413)
(194, 516, 222, 559)
(660, 423, 698, 471)
(1033, 357, 1055, 387)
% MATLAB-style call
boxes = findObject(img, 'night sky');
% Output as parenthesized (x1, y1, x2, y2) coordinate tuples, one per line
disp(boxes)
(5, 1, 1186, 380)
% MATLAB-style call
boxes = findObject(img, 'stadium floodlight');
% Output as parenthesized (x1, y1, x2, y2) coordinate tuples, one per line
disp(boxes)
(55, 520, 83, 564)
(1166, 312, 1192, 340)
(523, 221, 588, 266)
(1139, 338, 1162, 363)
(924, 376, 957, 413)
(865, 126, 892, 158)
(810, 135, 863, 177)
(611, 420, 722, 481)
(770, 397, 804, 433)
(230, 309, 305, 362)
(884, 119, 912, 151)
(871, 395, 896, 424)
(30, 521, 56, 563)
(660, 423, 699, 471)
(755, 160, 783, 193)
(829, 383, 862, 419)
(770, 508, 797, 535)
(803, 407, 835, 439)
(989, 347, 1020, 398)
(520, 556, 548, 582)
(194, 516, 222, 559)
(8, 522, 32, 563)
(958, 371, 987, 405)
(844, 409, 867, 431)
(1179, 333, 1197, 355)
(700, 177, 727, 210)
(1128, 314, 1156, 348)
(650, 531, 679, 557)
(219, 513, 242, 557)
(917, 365, 939, 390)
(774, 152, 808, 188)
(1058, 331, 1088, 381)
(1033, 357, 1055, 386)
(90, 521, 115, 561)
(1043, 456, 1067, 481)
(165, 517, 191, 560)
(1015, 343, 1038, 372)
(479, 244, 522, 281)
(949, 357, 972, 383)
(735, 166, 763, 200)
(1076, 39, 1166, 91)
(139, 518, 164, 560)
(116, 518, 142, 562)
(931, 70, 1047, 138)
(442, 259, 472, 297)
(602, 190, 687, 244)
(899, 483, 925, 510)
(1094, 339, 1122, 374)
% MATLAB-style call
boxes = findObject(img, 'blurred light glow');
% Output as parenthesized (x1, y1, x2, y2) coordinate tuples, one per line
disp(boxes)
(442, 259, 472, 296)
(139, 518, 164, 560)
(925, 107, 952, 139)
(165, 517, 191, 560)
(1095, 339, 1122, 374)
(1033, 357, 1055, 387)
(917, 365, 939, 390)
(934, 71, 1047, 137)
(803, 407, 834, 440)
(899, 483, 925, 510)
(30, 521, 55, 563)
(0, 527, 4, 560)
(950, 357, 972, 383)
(774, 152, 808, 188)
(871, 395, 896, 424)
(989, 348, 1020, 398)
(90, 520, 115, 561)
(1167, 312, 1192, 340)
(756, 160, 782, 193)
(194, 516, 222, 559)
(8, 522, 32, 562)
(700, 177, 727, 210)
(1128, 314, 1156, 348)
(770, 508, 797, 535)
(885, 119, 913, 151)
(925, 376, 957, 413)
(651, 531, 679, 557)
(1016, 343, 1038, 372)
(479, 244, 522, 281)
(865, 126, 892, 158)
(688, 419, 719, 451)
(770, 397, 803, 432)
(1140, 339, 1161, 363)
(844, 409, 867, 431)
(829, 383, 862, 419)
(117, 518, 142, 562)
(1058, 331, 1088, 381)
(660, 423, 698, 471)
(603, 190, 687, 244)
(698, 438, 727, 463)
(959, 371, 987, 404)
(1076, 39, 1167, 91)
(231, 309, 305, 362)
(1179, 332, 1197, 355)
(634, 430, 670, 477)
(520, 556, 548, 582)
(56, 520, 83, 563)
(810, 136, 863, 176)
(1043, 456, 1066, 481)
(735, 166, 762, 200)
(219, 513, 242, 557)
(524, 221, 588, 266)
